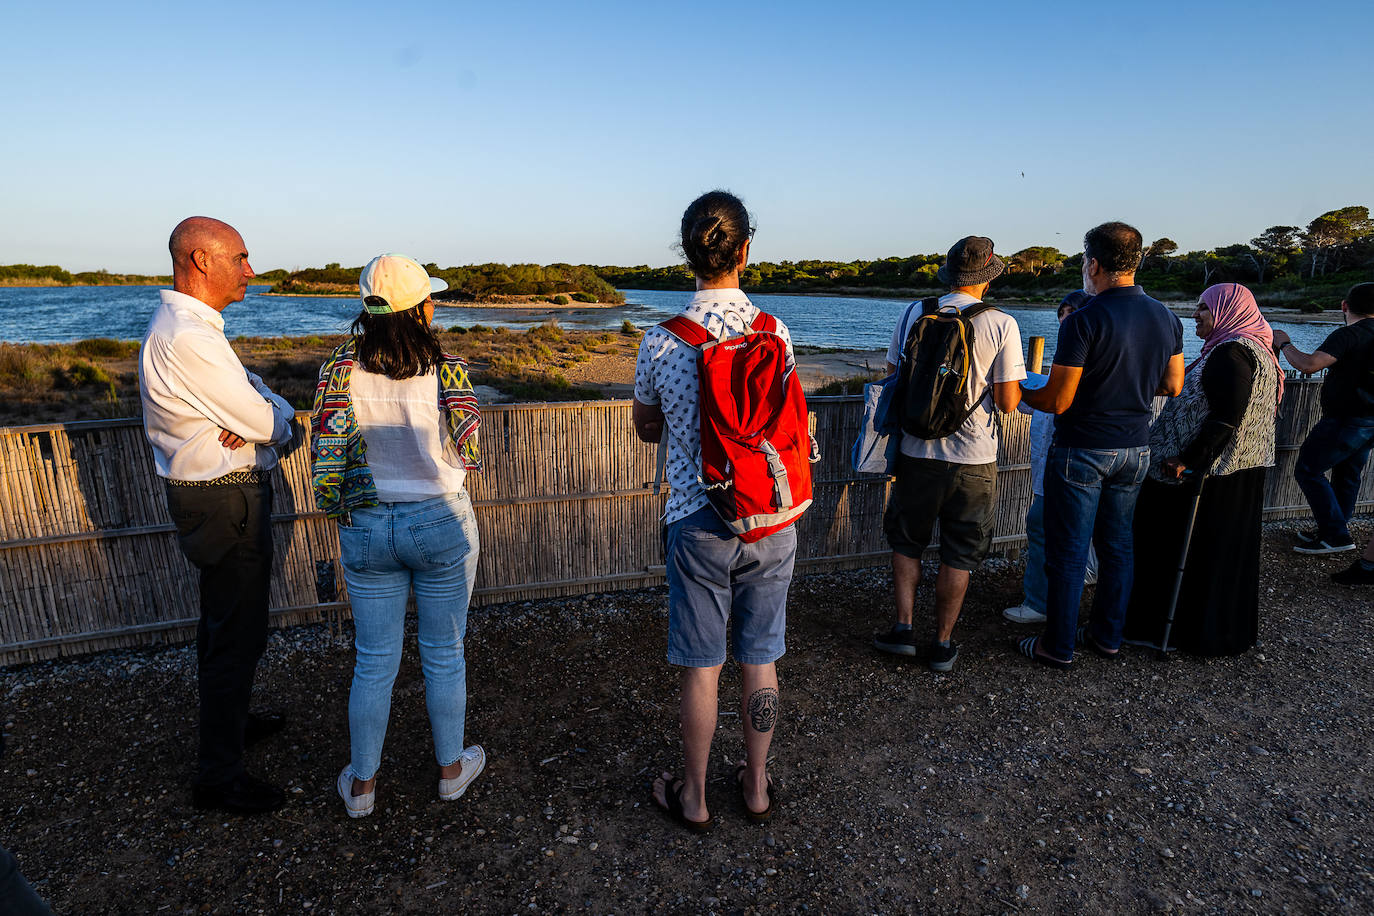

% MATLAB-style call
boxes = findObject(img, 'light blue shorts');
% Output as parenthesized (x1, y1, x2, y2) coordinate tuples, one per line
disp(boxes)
(664, 505, 797, 667)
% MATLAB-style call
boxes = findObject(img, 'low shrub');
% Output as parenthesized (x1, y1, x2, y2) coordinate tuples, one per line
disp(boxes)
(72, 338, 139, 359)
(812, 374, 873, 396)
(469, 324, 493, 334)
(570, 292, 598, 303)
(550, 294, 571, 306)
(449, 325, 469, 334)
(52, 360, 113, 390)
(620, 319, 639, 335)
(527, 318, 564, 342)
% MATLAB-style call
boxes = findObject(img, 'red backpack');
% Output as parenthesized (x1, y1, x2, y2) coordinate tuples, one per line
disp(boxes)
(659, 311, 818, 543)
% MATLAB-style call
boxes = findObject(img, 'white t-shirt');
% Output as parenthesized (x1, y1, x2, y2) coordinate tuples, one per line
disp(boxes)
(350, 366, 468, 502)
(885, 291, 1026, 465)
(633, 288, 795, 524)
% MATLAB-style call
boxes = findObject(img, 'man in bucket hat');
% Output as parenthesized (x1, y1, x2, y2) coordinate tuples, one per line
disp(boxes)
(873, 236, 1025, 672)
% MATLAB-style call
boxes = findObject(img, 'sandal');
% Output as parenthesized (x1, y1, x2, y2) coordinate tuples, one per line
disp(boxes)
(733, 763, 776, 823)
(1076, 625, 1120, 659)
(1018, 635, 1072, 671)
(651, 774, 713, 833)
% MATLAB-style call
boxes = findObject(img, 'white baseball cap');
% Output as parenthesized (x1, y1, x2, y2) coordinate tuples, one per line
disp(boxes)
(359, 254, 448, 314)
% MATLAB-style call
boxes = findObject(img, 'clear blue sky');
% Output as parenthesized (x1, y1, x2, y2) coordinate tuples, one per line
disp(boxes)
(2, 0, 1371, 273)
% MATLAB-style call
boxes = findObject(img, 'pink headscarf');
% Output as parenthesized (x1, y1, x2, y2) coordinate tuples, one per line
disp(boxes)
(1194, 282, 1283, 404)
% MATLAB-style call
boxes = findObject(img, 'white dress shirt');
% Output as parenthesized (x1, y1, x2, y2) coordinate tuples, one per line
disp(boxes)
(139, 289, 295, 480)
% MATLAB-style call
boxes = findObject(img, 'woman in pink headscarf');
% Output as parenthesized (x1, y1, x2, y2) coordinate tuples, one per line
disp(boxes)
(1124, 283, 1282, 655)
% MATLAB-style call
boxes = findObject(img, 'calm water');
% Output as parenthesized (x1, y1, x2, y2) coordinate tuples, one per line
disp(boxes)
(0, 284, 1340, 361)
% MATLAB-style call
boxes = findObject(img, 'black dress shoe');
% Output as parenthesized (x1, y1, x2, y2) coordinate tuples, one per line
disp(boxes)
(192, 772, 286, 814)
(245, 710, 287, 747)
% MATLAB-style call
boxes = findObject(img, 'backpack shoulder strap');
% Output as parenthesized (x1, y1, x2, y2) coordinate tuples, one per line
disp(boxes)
(749, 310, 778, 334)
(958, 301, 1001, 321)
(659, 314, 713, 348)
(919, 297, 941, 316)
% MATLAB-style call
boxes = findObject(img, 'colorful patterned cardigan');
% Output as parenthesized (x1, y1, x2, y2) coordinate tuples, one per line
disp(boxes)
(310, 339, 482, 519)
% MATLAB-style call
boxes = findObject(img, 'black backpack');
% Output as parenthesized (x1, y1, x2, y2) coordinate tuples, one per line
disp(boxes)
(894, 297, 1000, 439)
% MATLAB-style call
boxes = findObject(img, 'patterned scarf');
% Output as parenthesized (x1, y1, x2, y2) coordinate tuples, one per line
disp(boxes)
(311, 339, 481, 519)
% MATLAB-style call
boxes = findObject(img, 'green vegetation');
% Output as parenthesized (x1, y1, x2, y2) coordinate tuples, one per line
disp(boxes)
(812, 374, 875, 396)
(592, 203, 1374, 309)
(269, 262, 624, 304)
(72, 338, 140, 359)
(0, 264, 285, 287)
(620, 319, 639, 335)
(0, 322, 637, 425)
(570, 291, 598, 303)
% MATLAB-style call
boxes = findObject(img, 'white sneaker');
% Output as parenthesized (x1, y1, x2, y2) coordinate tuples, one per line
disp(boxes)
(439, 746, 487, 801)
(1002, 604, 1047, 624)
(337, 765, 375, 818)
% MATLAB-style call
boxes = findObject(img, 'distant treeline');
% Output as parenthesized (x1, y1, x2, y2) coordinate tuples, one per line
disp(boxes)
(271, 262, 623, 303)
(0, 264, 290, 286)
(7, 204, 1369, 310)
(595, 204, 1374, 311)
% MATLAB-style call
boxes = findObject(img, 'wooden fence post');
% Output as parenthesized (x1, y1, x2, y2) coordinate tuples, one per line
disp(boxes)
(1027, 336, 1045, 374)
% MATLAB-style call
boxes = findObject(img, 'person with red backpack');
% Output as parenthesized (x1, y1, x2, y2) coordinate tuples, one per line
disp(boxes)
(873, 237, 1026, 672)
(633, 190, 814, 832)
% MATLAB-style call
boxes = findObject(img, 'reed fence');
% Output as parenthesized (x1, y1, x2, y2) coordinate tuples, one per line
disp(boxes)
(0, 379, 1367, 666)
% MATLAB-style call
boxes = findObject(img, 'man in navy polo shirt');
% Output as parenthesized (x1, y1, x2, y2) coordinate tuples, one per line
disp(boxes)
(1016, 222, 1185, 668)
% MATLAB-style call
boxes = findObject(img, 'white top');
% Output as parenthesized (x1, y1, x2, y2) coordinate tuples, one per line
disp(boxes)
(885, 291, 1026, 465)
(350, 366, 467, 502)
(633, 288, 795, 525)
(139, 290, 294, 480)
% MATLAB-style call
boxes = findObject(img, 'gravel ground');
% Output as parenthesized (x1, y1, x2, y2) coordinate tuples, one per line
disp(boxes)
(2, 520, 1372, 915)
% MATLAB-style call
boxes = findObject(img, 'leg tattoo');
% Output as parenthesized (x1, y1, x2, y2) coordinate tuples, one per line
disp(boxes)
(748, 687, 779, 733)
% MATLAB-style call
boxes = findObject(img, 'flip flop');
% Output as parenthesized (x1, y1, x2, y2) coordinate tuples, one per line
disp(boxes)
(733, 763, 776, 823)
(1076, 625, 1120, 659)
(1018, 635, 1072, 671)
(651, 775, 713, 834)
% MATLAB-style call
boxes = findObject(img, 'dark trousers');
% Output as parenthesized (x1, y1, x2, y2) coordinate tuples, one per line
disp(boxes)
(1294, 416, 1374, 542)
(0, 845, 51, 915)
(165, 480, 274, 787)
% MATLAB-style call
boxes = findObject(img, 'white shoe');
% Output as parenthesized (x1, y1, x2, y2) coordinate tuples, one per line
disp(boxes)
(337, 765, 375, 818)
(439, 746, 487, 801)
(1002, 604, 1047, 624)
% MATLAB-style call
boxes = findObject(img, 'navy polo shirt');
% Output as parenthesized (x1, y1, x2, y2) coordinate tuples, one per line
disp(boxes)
(1051, 285, 1183, 448)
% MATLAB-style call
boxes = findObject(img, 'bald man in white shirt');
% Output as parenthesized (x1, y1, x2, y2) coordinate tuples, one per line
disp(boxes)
(139, 217, 294, 814)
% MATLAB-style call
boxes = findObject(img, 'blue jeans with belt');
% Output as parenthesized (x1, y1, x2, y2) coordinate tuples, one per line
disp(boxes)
(337, 491, 480, 781)
(1042, 445, 1149, 661)
(1294, 416, 1374, 542)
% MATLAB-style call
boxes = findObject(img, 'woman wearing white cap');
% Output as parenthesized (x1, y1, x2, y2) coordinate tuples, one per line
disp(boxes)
(310, 254, 485, 817)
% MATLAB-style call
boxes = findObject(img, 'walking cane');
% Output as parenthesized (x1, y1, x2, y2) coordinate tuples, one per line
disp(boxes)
(1158, 470, 1206, 660)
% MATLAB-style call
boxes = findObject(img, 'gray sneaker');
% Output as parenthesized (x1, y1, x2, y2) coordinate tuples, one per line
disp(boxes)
(1294, 533, 1356, 555)
(928, 641, 959, 673)
(1002, 604, 1047, 624)
(873, 626, 918, 656)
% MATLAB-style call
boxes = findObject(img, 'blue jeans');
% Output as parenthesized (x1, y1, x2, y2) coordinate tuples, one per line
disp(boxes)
(1022, 495, 1049, 614)
(1295, 417, 1374, 542)
(1022, 494, 1099, 613)
(1042, 446, 1149, 661)
(338, 491, 480, 781)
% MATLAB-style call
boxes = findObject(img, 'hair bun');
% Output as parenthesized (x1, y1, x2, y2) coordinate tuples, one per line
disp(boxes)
(693, 216, 724, 248)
